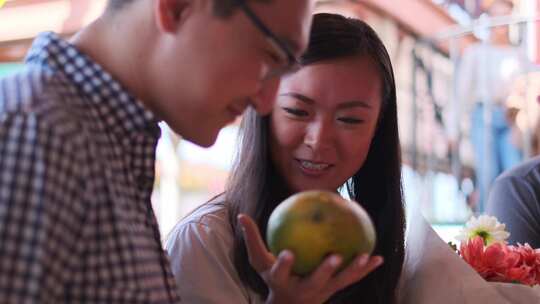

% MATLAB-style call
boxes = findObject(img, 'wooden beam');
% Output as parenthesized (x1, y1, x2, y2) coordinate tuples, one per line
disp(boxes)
(317, 0, 477, 54)
(0, 0, 106, 62)
(0, 42, 31, 62)
(358, 0, 455, 37)
(0, 0, 106, 43)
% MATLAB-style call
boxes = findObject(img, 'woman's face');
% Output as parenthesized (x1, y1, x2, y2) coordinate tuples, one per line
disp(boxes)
(269, 56, 382, 192)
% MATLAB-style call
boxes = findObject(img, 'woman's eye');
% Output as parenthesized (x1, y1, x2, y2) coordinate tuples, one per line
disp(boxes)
(338, 117, 363, 124)
(283, 107, 308, 117)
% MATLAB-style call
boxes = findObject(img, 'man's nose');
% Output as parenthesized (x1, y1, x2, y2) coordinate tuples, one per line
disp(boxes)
(251, 77, 281, 115)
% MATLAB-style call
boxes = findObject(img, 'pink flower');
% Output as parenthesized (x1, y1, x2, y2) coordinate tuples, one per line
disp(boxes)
(506, 244, 538, 285)
(536, 249, 540, 283)
(460, 237, 505, 280)
(459, 237, 540, 286)
(483, 242, 511, 280)
(506, 265, 535, 285)
(457, 216, 540, 286)
(460, 236, 485, 272)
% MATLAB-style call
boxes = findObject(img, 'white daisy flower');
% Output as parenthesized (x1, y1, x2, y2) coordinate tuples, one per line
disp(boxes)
(455, 215, 510, 245)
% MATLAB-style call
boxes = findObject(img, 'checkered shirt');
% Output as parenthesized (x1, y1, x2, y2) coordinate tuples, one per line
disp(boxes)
(0, 32, 180, 303)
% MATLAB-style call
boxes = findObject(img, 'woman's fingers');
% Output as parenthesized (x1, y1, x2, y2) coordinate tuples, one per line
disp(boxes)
(238, 216, 384, 303)
(238, 214, 275, 272)
(331, 254, 384, 292)
(267, 250, 295, 288)
(301, 254, 342, 290)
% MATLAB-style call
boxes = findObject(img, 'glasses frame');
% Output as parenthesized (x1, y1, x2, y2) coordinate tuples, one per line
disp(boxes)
(233, 0, 300, 78)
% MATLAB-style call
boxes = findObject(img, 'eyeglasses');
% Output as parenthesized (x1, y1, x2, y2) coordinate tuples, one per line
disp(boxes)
(233, 0, 300, 79)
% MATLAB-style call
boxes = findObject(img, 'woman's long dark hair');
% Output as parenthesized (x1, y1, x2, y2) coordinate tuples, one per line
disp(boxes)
(226, 13, 405, 304)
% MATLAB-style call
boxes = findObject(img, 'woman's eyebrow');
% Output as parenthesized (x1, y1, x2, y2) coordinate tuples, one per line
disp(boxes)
(279, 92, 315, 105)
(280, 93, 372, 109)
(337, 100, 372, 109)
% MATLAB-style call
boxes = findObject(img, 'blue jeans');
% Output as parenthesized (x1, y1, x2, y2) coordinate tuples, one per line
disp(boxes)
(471, 104, 522, 213)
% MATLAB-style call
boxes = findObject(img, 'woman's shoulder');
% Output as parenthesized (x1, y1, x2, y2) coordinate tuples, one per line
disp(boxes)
(183, 200, 229, 226)
(167, 199, 233, 243)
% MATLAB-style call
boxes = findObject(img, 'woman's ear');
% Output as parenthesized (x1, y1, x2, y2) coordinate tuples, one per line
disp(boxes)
(154, 0, 192, 33)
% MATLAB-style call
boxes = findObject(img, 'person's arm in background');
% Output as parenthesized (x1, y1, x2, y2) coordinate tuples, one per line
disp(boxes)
(486, 168, 540, 248)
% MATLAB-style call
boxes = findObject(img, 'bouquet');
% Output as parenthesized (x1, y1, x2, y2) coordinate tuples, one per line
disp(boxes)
(453, 215, 540, 287)
(400, 208, 540, 304)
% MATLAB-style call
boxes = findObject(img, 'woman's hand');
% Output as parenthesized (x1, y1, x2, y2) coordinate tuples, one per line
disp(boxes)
(237, 214, 383, 304)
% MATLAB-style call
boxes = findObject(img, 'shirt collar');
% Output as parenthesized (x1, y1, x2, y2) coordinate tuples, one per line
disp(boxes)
(25, 32, 161, 139)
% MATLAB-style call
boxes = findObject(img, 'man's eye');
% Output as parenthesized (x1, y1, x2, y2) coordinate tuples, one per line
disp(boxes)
(338, 117, 363, 124)
(283, 107, 308, 117)
(266, 51, 283, 64)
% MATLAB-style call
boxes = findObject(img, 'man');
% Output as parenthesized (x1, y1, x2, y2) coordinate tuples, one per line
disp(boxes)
(486, 155, 540, 249)
(486, 156, 540, 248)
(0, 0, 313, 302)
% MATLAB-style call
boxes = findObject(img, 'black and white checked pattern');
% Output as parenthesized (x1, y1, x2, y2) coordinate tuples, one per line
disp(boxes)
(0, 32, 180, 303)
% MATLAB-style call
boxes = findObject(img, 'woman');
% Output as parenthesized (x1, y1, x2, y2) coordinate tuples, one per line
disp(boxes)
(166, 13, 405, 304)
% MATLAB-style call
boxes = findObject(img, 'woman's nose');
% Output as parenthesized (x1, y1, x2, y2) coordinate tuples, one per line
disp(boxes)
(304, 120, 333, 151)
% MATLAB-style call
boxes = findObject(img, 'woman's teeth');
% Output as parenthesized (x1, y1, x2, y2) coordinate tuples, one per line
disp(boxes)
(301, 160, 330, 170)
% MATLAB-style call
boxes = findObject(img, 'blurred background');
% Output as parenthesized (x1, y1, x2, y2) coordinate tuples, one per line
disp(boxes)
(1, 0, 539, 242)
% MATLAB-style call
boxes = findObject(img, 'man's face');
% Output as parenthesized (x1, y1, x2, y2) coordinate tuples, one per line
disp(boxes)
(149, 0, 313, 147)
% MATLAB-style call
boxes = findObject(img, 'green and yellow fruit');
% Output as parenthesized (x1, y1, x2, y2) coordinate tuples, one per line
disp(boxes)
(266, 190, 376, 276)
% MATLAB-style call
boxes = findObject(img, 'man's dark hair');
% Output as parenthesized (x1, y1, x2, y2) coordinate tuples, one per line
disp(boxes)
(106, 0, 271, 18)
